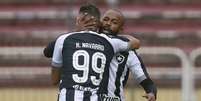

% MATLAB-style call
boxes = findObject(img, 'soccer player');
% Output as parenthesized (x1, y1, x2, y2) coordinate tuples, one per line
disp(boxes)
(50, 4, 140, 101)
(99, 9, 157, 101)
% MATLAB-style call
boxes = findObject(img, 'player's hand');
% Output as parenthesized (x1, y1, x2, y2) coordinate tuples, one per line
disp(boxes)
(142, 92, 156, 101)
(76, 13, 99, 31)
(119, 35, 140, 49)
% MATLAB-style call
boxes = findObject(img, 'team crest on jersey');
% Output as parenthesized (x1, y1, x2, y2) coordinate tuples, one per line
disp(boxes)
(116, 54, 125, 64)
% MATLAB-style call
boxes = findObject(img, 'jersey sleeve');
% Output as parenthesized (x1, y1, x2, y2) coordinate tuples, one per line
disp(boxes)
(127, 51, 147, 83)
(105, 35, 130, 53)
(51, 34, 69, 68)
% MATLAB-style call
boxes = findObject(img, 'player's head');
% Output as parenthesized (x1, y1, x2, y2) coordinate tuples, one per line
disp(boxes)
(76, 3, 101, 31)
(100, 9, 125, 36)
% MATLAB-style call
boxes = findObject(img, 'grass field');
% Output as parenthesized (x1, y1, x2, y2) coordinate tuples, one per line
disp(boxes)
(0, 87, 200, 101)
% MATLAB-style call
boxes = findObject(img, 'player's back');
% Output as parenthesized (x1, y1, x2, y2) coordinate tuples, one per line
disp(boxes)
(52, 30, 131, 101)
(59, 31, 115, 91)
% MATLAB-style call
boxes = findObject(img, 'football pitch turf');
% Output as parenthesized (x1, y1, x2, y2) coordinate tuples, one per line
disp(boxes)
(0, 87, 200, 101)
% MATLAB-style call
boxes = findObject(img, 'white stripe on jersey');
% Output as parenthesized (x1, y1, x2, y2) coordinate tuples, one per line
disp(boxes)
(51, 33, 73, 68)
(74, 90, 84, 101)
(119, 66, 128, 101)
(107, 51, 147, 101)
(59, 88, 67, 101)
(90, 91, 98, 101)
(108, 55, 118, 97)
(58, 88, 99, 101)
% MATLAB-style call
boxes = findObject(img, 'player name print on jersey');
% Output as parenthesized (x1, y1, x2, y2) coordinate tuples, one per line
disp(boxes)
(76, 42, 105, 51)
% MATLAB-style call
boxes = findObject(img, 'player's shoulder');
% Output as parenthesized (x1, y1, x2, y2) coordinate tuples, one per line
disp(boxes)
(105, 35, 129, 42)
(56, 31, 80, 40)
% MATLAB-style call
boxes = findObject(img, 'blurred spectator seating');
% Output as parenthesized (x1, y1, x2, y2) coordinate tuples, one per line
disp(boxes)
(0, 3, 201, 50)
(1, 0, 201, 87)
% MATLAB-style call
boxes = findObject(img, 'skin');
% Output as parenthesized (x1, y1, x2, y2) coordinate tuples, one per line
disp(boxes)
(50, 10, 141, 98)
(100, 9, 155, 101)
(51, 12, 100, 86)
(51, 10, 140, 85)
(81, 9, 140, 49)
(101, 9, 140, 49)
(101, 9, 124, 35)
(75, 12, 100, 32)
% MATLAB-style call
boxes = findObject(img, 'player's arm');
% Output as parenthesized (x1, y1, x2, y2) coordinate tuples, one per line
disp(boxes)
(138, 56, 157, 101)
(43, 40, 56, 58)
(51, 35, 65, 85)
(107, 35, 140, 54)
(127, 51, 157, 101)
(51, 68, 61, 86)
(141, 78, 157, 101)
(119, 35, 140, 49)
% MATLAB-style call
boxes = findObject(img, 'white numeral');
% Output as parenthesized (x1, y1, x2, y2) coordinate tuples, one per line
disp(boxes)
(72, 50, 89, 83)
(91, 52, 106, 85)
(72, 50, 106, 85)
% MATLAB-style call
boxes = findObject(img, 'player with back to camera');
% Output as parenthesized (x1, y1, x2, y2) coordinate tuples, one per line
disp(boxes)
(65, 8, 157, 101)
(50, 4, 140, 101)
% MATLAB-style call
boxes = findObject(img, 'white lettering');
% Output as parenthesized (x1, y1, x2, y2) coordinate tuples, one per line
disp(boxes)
(82, 43, 104, 51)
(72, 85, 99, 92)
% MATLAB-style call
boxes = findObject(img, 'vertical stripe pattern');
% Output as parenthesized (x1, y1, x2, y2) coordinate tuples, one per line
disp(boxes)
(58, 88, 100, 101)
(74, 90, 84, 101)
(59, 88, 66, 101)
(114, 52, 129, 98)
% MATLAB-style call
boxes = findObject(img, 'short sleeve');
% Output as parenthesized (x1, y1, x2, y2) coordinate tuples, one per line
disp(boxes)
(104, 35, 130, 53)
(127, 51, 147, 83)
(51, 34, 70, 68)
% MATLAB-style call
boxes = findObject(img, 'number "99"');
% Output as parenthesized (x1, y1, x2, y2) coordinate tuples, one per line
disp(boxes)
(72, 50, 106, 86)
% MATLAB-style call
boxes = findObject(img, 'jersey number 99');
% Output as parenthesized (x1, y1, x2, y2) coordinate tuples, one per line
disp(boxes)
(72, 50, 106, 86)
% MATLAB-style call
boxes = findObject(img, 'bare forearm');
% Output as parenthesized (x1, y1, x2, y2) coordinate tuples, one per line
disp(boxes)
(51, 67, 61, 86)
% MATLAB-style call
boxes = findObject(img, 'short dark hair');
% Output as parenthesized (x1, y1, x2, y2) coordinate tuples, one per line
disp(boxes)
(79, 3, 100, 19)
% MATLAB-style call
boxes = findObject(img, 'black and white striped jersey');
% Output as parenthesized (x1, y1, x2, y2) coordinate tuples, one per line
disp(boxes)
(51, 31, 131, 101)
(58, 88, 101, 101)
(106, 50, 147, 101)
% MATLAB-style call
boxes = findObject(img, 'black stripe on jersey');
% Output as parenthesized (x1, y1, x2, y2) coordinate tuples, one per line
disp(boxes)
(123, 68, 130, 87)
(97, 94, 102, 101)
(114, 52, 129, 98)
(133, 50, 150, 78)
(83, 91, 92, 101)
(107, 35, 130, 42)
(57, 93, 59, 101)
(66, 89, 75, 101)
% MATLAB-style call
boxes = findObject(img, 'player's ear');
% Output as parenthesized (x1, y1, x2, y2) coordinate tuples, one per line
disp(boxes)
(76, 13, 83, 26)
(75, 16, 80, 26)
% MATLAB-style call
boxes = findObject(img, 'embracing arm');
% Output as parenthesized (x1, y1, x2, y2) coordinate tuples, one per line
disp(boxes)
(119, 35, 140, 49)
(137, 55, 157, 101)
(43, 40, 56, 58)
(50, 34, 66, 86)
(140, 78, 157, 101)
(51, 67, 61, 86)
(128, 51, 157, 101)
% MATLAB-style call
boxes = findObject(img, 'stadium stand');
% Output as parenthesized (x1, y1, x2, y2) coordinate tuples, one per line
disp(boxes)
(0, 0, 201, 88)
